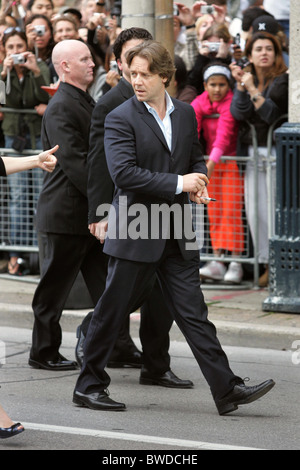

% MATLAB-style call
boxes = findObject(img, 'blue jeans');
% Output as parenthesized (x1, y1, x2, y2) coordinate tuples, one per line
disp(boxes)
(5, 135, 43, 256)
(278, 19, 289, 38)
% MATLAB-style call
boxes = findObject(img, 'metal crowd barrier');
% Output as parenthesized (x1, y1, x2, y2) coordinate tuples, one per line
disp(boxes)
(197, 113, 288, 287)
(0, 113, 288, 288)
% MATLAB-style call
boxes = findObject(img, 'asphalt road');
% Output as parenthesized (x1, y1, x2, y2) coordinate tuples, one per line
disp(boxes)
(0, 324, 299, 451)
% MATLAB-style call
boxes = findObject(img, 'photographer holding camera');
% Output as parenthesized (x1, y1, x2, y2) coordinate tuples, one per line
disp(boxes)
(25, 14, 54, 61)
(0, 27, 50, 275)
(188, 22, 234, 95)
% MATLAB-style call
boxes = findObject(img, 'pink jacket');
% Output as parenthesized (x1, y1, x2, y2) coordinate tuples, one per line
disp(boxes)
(191, 89, 239, 163)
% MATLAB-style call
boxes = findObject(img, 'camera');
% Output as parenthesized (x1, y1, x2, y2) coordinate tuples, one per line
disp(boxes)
(237, 57, 250, 69)
(208, 42, 220, 53)
(201, 5, 215, 15)
(234, 33, 241, 47)
(11, 54, 26, 65)
(173, 4, 179, 16)
(34, 25, 45, 36)
(110, 60, 118, 73)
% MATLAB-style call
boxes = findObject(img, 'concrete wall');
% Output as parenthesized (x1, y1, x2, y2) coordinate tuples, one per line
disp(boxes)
(121, 0, 155, 35)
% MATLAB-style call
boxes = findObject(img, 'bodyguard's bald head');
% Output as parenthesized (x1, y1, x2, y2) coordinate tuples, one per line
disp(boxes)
(52, 39, 88, 77)
(51, 39, 95, 91)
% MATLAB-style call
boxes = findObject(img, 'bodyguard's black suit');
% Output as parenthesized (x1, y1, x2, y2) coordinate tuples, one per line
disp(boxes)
(75, 95, 240, 402)
(84, 77, 173, 373)
(30, 82, 132, 362)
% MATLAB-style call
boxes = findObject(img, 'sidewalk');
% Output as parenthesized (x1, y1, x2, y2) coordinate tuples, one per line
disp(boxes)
(0, 274, 300, 351)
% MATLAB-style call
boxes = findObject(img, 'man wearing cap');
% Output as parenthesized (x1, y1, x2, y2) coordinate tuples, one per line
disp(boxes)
(251, 15, 289, 65)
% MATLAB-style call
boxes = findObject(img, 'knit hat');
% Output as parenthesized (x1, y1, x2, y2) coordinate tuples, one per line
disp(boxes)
(252, 15, 280, 35)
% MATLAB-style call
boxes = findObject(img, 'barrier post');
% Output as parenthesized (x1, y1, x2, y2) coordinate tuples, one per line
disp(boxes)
(263, 123, 300, 313)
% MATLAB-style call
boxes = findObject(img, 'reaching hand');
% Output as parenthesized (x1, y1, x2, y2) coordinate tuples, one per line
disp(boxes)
(37, 145, 58, 172)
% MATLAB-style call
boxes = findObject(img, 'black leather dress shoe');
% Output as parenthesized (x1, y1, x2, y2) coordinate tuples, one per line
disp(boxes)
(139, 368, 194, 389)
(73, 390, 126, 411)
(107, 350, 143, 369)
(28, 354, 78, 371)
(215, 379, 275, 415)
(75, 323, 143, 369)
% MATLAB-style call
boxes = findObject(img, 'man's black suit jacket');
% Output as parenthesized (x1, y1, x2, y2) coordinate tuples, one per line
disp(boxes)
(104, 94, 207, 263)
(36, 82, 94, 235)
(87, 78, 134, 224)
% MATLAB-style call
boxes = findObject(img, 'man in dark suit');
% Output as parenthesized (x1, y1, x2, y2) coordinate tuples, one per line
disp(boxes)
(73, 41, 275, 415)
(28, 39, 139, 371)
(77, 27, 193, 388)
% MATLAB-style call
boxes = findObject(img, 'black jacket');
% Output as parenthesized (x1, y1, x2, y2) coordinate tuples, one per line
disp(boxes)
(230, 73, 289, 147)
(87, 77, 134, 224)
(36, 82, 95, 234)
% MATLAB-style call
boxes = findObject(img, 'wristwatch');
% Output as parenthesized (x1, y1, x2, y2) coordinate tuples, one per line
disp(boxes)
(251, 92, 262, 103)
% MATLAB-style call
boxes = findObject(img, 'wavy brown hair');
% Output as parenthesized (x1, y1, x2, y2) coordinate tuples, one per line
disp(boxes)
(125, 40, 176, 88)
(202, 23, 232, 43)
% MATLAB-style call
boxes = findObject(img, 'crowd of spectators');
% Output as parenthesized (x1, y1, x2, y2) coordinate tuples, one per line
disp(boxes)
(0, 0, 290, 287)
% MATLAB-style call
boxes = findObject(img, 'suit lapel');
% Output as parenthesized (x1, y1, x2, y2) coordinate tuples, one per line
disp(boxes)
(134, 98, 170, 152)
(170, 102, 180, 155)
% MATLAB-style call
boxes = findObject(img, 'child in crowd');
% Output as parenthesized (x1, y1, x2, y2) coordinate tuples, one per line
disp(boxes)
(191, 62, 244, 284)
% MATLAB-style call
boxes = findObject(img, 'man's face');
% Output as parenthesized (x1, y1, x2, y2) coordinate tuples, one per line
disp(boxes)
(117, 39, 144, 82)
(31, 0, 53, 19)
(54, 20, 79, 42)
(130, 55, 167, 106)
(64, 44, 95, 90)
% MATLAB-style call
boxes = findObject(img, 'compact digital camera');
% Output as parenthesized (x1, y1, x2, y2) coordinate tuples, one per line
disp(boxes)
(208, 42, 220, 53)
(110, 60, 118, 72)
(201, 5, 215, 15)
(34, 25, 45, 36)
(11, 54, 26, 65)
(173, 4, 179, 16)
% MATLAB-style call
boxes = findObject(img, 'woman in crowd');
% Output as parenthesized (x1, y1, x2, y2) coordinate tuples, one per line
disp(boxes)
(191, 62, 244, 284)
(88, 45, 120, 103)
(25, 14, 56, 81)
(187, 22, 234, 95)
(0, 28, 50, 275)
(26, 0, 54, 22)
(0, 144, 57, 439)
(52, 14, 79, 43)
(174, 54, 197, 104)
(230, 31, 288, 287)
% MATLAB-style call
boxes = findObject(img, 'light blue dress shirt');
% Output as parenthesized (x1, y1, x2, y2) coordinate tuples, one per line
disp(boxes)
(143, 92, 183, 194)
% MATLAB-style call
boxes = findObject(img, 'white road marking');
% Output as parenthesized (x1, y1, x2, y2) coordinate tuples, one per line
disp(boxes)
(22, 422, 263, 450)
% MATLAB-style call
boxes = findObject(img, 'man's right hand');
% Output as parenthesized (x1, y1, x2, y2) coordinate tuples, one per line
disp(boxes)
(182, 173, 209, 193)
(89, 220, 108, 244)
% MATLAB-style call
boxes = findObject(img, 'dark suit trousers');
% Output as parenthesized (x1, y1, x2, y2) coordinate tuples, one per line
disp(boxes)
(81, 274, 172, 374)
(75, 239, 239, 401)
(30, 233, 108, 360)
